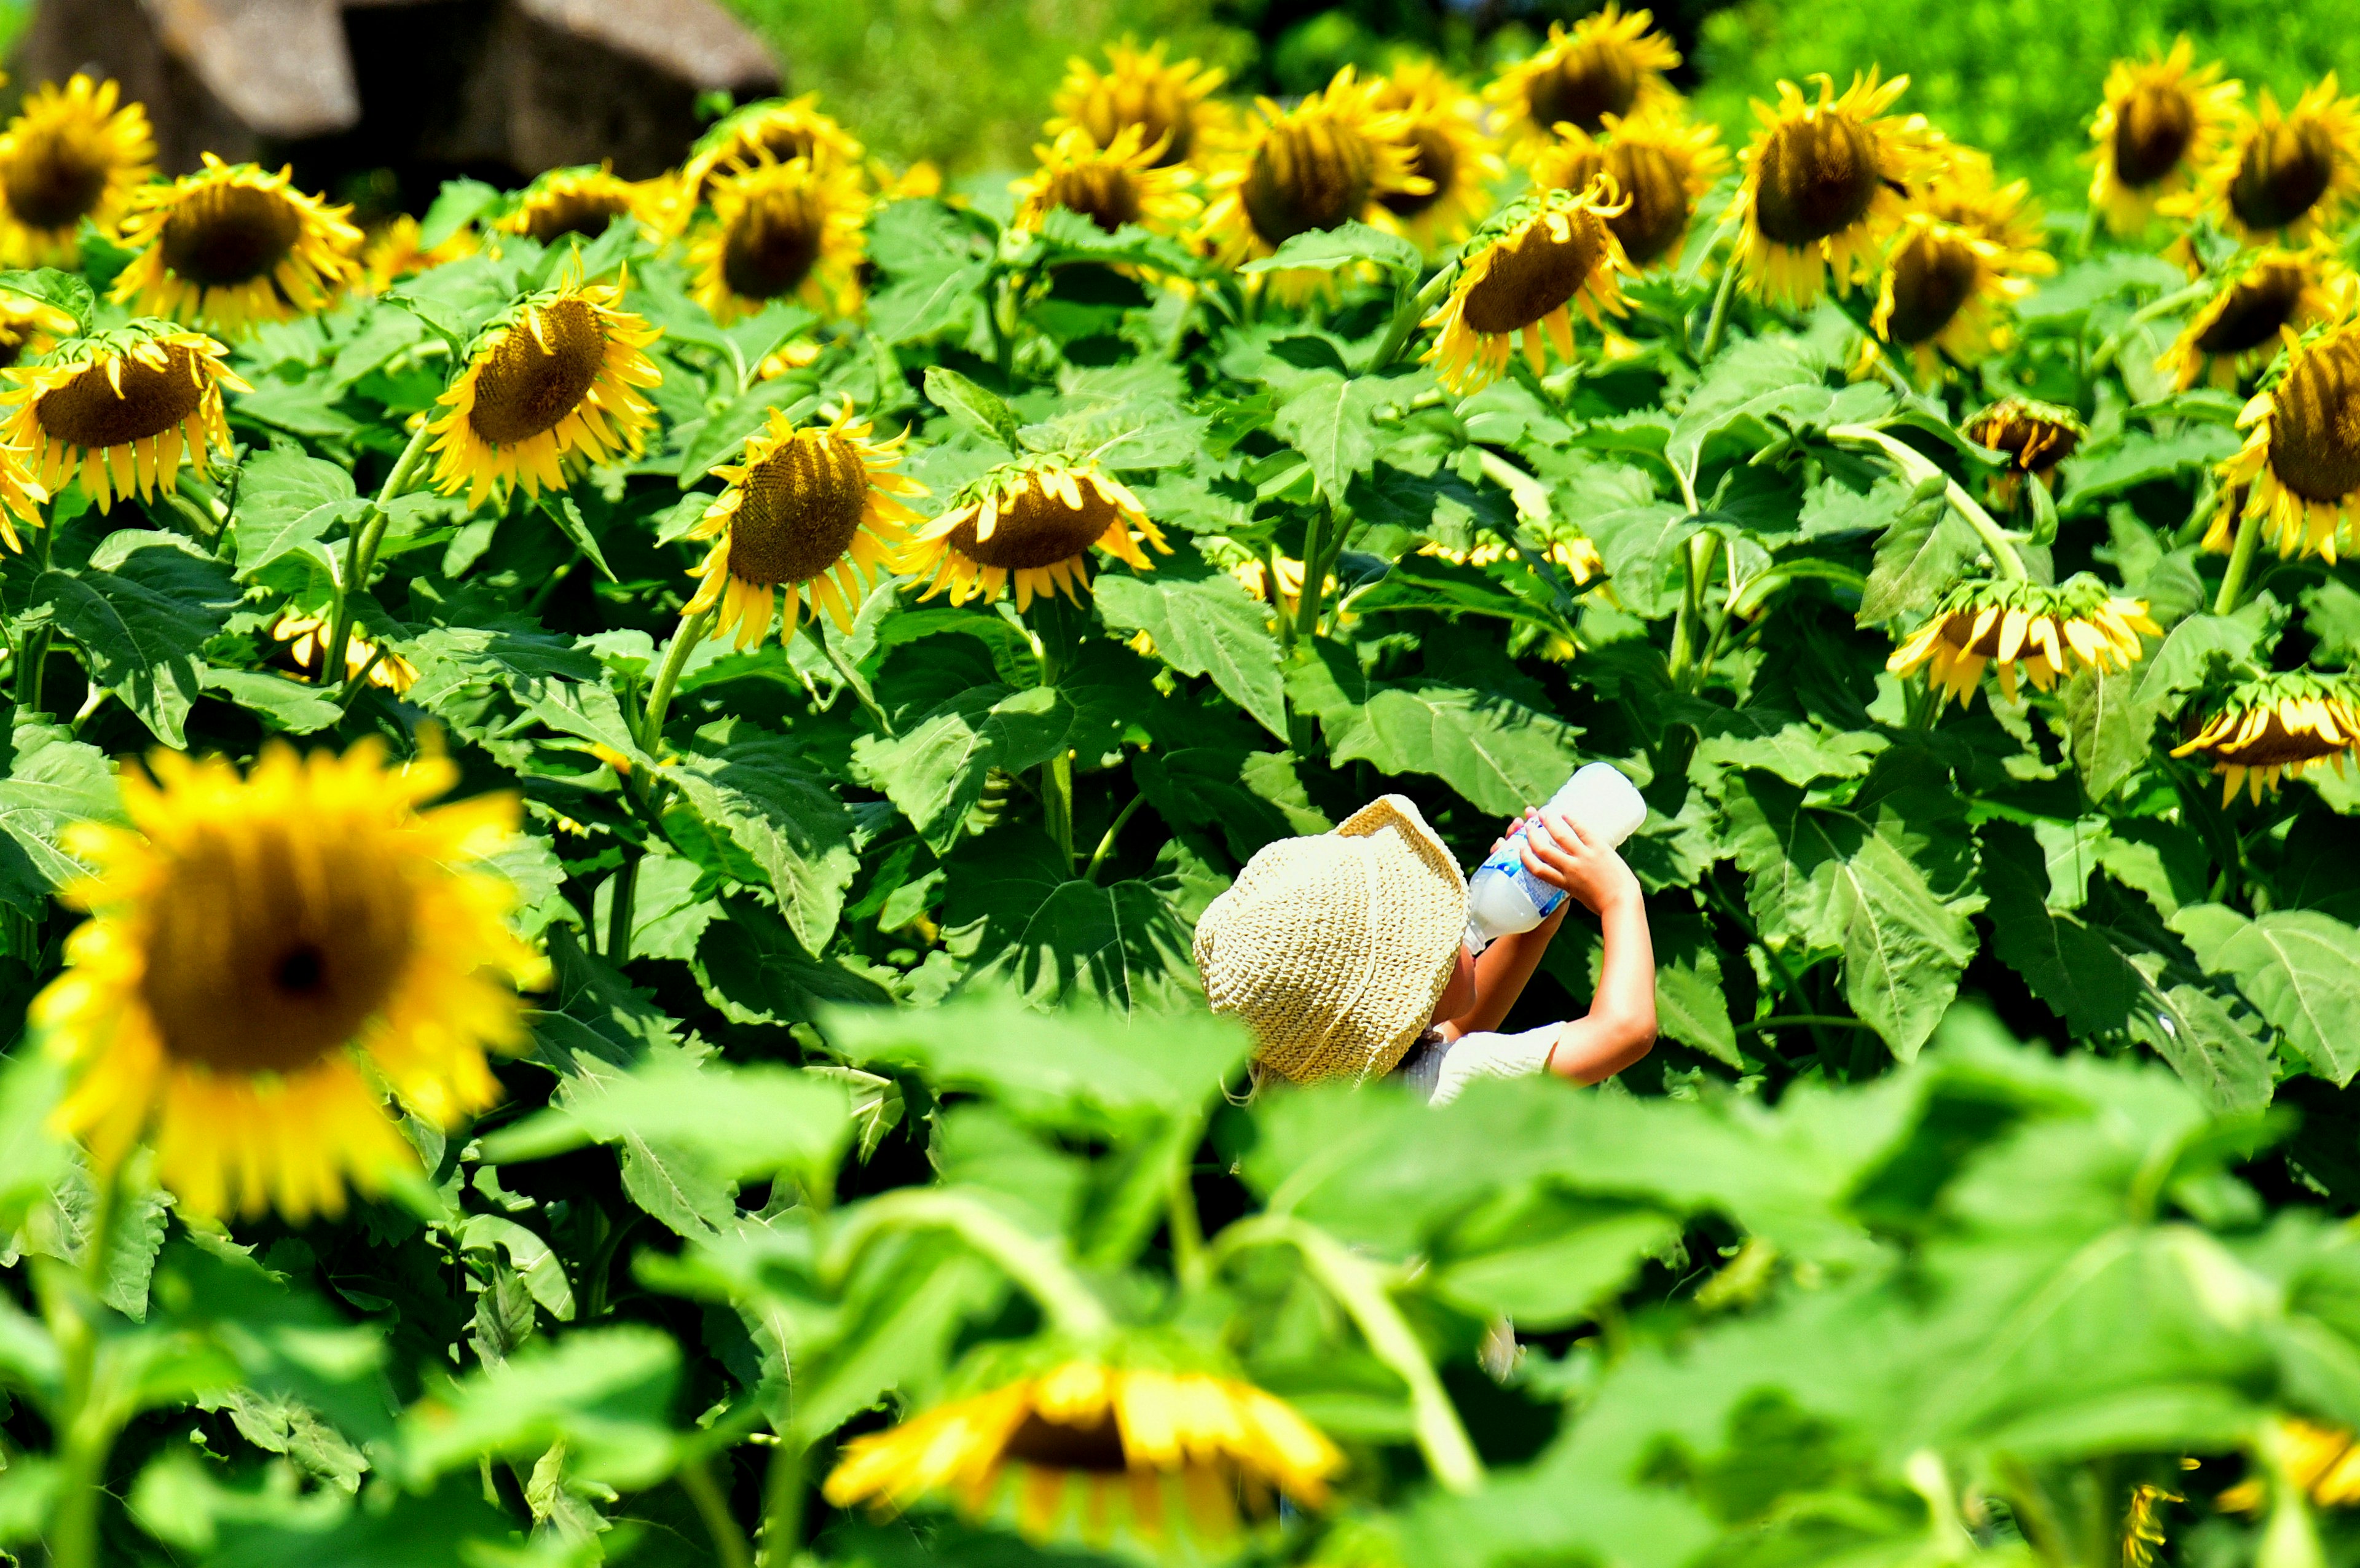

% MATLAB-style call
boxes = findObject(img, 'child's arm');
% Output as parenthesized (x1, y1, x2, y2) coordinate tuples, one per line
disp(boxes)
(1519, 808, 1658, 1084)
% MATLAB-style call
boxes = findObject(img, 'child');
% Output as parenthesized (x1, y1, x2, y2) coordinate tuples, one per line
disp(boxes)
(1192, 794, 1656, 1104)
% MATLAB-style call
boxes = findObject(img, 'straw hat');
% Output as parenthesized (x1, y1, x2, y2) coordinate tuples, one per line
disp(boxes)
(1192, 794, 1469, 1084)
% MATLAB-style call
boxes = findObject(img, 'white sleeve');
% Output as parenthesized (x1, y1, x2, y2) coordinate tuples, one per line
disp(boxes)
(1428, 1024, 1563, 1106)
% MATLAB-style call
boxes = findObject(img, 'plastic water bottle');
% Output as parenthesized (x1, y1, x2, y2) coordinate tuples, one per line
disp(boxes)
(1463, 762, 1648, 952)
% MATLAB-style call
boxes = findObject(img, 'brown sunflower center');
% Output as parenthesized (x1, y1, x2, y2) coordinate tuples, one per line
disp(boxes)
(728, 432, 870, 586)
(2229, 117, 2338, 233)
(1604, 141, 1692, 265)
(159, 181, 302, 288)
(466, 297, 607, 446)
(137, 821, 416, 1075)
(1525, 42, 1640, 135)
(2, 124, 109, 230)
(1082, 84, 1194, 167)
(35, 343, 206, 450)
(1884, 229, 1981, 345)
(722, 184, 827, 300)
(2113, 81, 2197, 187)
(2194, 262, 2309, 356)
(1003, 1409, 1128, 1472)
(523, 189, 632, 245)
(2267, 335, 2360, 504)
(2211, 706, 2352, 767)
(1241, 117, 1374, 248)
(949, 474, 1117, 569)
(1461, 210, 1611, 335)
(1379, 123, 1458, 219)
(1752, 111, 1885, 248)
(1045, 163, 1145, 232)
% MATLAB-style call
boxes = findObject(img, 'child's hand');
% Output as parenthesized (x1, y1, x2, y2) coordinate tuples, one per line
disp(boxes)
(1520, 807, 1642, 916)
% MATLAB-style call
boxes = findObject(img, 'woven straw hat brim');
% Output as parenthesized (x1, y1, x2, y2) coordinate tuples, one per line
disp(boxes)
(1193, 794, 1469, 1084)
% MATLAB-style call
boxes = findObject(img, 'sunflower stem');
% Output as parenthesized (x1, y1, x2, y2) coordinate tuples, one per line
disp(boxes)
(44, 1153, 125, 1568)
(826, 1188, 1113, 1337)
(678, 1454, 755, 1568)
(1364, 262, 1458, 376)
(1830, 424, 2028, 581)
(1262, 541, 1294, 653)
(1043, 749, 1076, 868)
(803, 616, 892, 735)
(2212, 500, 2267, 616)
(1082, 789, 1148, 884)
(14, 506, 55, 713)
(1696, 258, 1740, 364)
(757, 1435, 808, 1568)
(323, 420, 438, 700)
(606, 849, 641, 964)
(643, 608, 717, 753)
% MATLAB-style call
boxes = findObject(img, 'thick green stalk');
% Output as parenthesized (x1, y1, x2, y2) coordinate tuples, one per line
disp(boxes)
(1830, 425, 2028, 581)
(678, 1456, 755, 1568)
(1363, 264, 1459, 375)
(758, 1437, 808, 1568)
(45, 1157, 124, 1568)
(1082, 790, 1147, 883)
(1696, 259, 1740, 364)
(642, 608, 717, 753)
(606, 849, 642, 964)
(1263, 541, 1295, 653)
(1293, 501, 1329, 641)
(14, 506, 53, 713)
(1043, 750, 1076, 868)
(323, 420, 438, 694)
(2211, 502, 2266, 616)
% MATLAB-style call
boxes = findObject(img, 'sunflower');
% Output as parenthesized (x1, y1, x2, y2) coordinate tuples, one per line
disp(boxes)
(2216, 318, 2360, 562)
(1485, 4, 1682, 151)
(2159, 245, 2344, 390)
(0, 291, 76, 372)
(680, 404, 924, 645)
(2, 321, 245, 517)
(425, 277, 663, 509)
(499, 165, 664, 247)
(1887, 576, 2159, 708)
(823, 1350, 1342, 1548)
(1871, 219, 2024, 374)
(0, 74, 155, 267)
(1529, 109, 1727, 269)
(688, 154, 868, 323)
(2175, 76, 2360, 243)
(1047, 40, 1229, 170)
(29, 740, 545, 1221)
(359, 213, 478, 294)
(677, 94, 867, 216)
(107, 155, 362, 334)
(270, 612, 420, 694)
(1199, 67, 1427, 267)
(2220, 1421, 2360, 1513)
(1963, 396, 2085, 509)
(902, 454, 1168, 610)
(2088, 40, 2241, 235)
(1731, 70, 1934, 308)
(2171, 671, 2360, 804)
(1367, 58, 1498, 249)
(1011, 124, 1200, 238)
(1423, 184, 1631, 394)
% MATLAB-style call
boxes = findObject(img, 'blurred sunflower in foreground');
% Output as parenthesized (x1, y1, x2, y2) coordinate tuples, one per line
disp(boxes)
(2160, 245, 2345, 390)
(690, 154, 868, 322)
(902, 455, 1166, 610)
(31, 740, 545, 1221)
(2172, 671, 2360, 803)
(1012, 125, 1199, 238)
(824, 1347, 1341, 1549)
(427, 276, 663, 509)
(1368, 58, 1497, 250)
(1888, 577, 2158, 707)
(2174, 76, 2360, 243)
(682, 404, 924, 645)
(1425, 184, 1630, 393)
(1529, 109, 1726, 270)
(2, 320, 244, 517)
(2088, 39, 2240, 235)
(1048, 40, 1228, 170)
(1732, 70, 1933, 307)
(108, 155, 362, 334)
(2215, 316, 2360, 561)
(1486, 3, 1681, 151)
(1199, 67, 1426, 267)
(0, 73, 155, 267)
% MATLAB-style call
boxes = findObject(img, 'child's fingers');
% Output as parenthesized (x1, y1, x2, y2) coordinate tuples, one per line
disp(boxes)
(1539, 808, 1594, 852)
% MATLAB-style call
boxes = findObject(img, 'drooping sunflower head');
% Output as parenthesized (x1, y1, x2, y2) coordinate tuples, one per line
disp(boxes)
(1962, 395, 2085, 508)
(2216, 316, 2360, 562)
(677, 93, 867, 217)
(1485, 4, 1682, 150)
(1528, 109, 1728, 269)
(500, 164, 664, 247)
(823, 1343, 1343, 1548)
(2088, 38, 2241, 235)
(29, 739, 546, 1221)
(689, 154, 868, 323)
(1011, 124, 1201, 238)
(1734, 69, 1934, 308)
(2181, 76, 2360, 242)
(427, 276, 664, 509)
(360, 213, 478, 294)
(2171, 670, 2360, 804)
(0, 74, 155, 267)
(1424, 182, 1632, 394)
(1367, 58, 1499, 247)
(1047, 39, 1229, 170)
(1887, 575, 2160, 708)
(682, 403, 924, 646)
(902, 453, 1169, 611)
(106, 154, 362, 334)
(1, 320, 246, 518)
(1199, 67, 1427, 266)
(2160, 244, 2344, 390)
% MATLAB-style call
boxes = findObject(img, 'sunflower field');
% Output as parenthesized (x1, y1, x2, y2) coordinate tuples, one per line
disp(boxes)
(14, 9, 2360, 1566)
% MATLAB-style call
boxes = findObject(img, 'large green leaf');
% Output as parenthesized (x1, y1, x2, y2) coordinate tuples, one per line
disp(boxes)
(665, 724, 859, 954)
(1292, 643, 1585, 816)
(230, 445, 363, 578)
(940, 828, 1204, 1012)
(1094, 564, 1288, 739)
(395, 1325, 680, 1489)
(2174, 903, 2360, 1085)
(41, 537, 239, 745)
(850, 684, 1072, 855)
(1272, 370, 1390, 503)
(0, 716, 114, 915)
